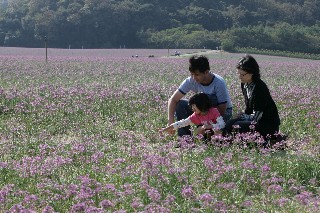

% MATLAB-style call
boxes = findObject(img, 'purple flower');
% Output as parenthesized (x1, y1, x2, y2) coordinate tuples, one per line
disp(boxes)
(261, 165, 270, 173)
(9, 204, 33, 212)
(199, 193, 213, 203)
(182, 186, 194, 199)
(203, 157, 215, 171)
(250, 121, 257, 125)
(241, 160, 258, 170)
(100, 199, 114, 209)
(0, 162, 8, 169)
(114, 210, 126, 213)
(113, 158, 126, 164)
(90, 151, 104, 163)
(147, 187, 161, 202)
(295, 190, 313, 205)
(261, 164, 271, 176)
(140, 180, 149, 190)
(71, 202, 86, 212)
(242, 200, 253, 207)
(218, 182, 236, 190)
(267, 184, 283, 194)
(23, 194, 38, 203)
(214, 201, 227, 211)
(144, 204, 170, 213)
(85, 206, 103, 213)
(105, 184, 116, 192)
(309, 178, 317, 186)
(276, 197, 290, 207)
(232, 124, 240, 129)
(122, 183, 134, 196)
(130, 198, 144, 209)
(164, 194, 176, 205)
(42, 205, 56, 213)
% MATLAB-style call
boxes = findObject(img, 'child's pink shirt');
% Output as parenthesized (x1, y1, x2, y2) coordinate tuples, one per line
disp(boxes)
(189, 107, 220, 126)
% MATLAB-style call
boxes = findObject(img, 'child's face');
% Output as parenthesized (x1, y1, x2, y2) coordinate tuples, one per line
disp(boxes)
(191, 104, 201, 114)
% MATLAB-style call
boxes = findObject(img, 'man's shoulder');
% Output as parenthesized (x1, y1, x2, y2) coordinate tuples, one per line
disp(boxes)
(181, 76, 196, 86)
(211, 75, 227, 88)
(184, 76, 193, 82)
(213, 74, 226, 82)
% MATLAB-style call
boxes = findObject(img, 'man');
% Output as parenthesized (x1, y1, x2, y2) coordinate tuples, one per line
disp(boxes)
(167, 55, 232, 136)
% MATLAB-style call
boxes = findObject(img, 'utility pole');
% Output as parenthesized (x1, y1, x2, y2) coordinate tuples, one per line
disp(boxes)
(44, 36, 48, 62)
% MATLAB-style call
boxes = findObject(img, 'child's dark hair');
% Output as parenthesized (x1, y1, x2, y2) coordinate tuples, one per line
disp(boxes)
(188, 93, 211, 113)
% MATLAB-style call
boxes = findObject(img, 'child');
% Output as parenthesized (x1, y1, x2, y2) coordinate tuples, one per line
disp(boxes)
(160, 93, 225, 138)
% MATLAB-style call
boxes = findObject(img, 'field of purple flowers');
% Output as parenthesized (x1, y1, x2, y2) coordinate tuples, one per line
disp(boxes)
(0, 47, 319, 212)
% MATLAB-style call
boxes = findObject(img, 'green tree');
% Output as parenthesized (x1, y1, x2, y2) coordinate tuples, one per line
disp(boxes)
(140, 24, 219, 49)
(0, 0, 320, 50)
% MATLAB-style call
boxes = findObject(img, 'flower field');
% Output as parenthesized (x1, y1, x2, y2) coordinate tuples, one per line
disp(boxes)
(0, 47, 319, 212)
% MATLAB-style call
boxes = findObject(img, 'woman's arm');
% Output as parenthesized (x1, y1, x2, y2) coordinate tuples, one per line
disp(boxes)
(252, 81, 270, 122)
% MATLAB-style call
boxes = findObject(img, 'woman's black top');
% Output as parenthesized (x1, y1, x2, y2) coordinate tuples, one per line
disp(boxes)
(241, 79, 280, 130)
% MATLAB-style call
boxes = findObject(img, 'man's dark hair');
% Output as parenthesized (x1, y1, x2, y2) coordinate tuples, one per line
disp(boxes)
(189, 55, 210, 73)
(188, 93, 211, 113)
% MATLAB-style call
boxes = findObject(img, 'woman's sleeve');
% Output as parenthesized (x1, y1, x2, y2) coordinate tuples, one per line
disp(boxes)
(241, 84, 251, 114)
(254, 83, 269, 112)
(172, 118, 193, 130)
(253, 82, 271, 122)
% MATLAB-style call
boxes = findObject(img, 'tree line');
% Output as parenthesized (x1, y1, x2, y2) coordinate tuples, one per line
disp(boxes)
(0, 0, 319, 54)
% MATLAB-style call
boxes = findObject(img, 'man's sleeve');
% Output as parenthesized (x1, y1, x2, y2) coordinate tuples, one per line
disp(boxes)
(178, 78, 191, 95)
(216, 80, 229, 105)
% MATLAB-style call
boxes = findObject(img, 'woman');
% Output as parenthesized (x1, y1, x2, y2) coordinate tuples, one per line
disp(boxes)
(224, 55, 280, 140)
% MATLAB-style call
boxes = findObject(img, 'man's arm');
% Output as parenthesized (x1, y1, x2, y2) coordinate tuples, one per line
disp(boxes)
(216, 103, 227, 117)
(168, 89, 184, 125)
(214, 76, 231, 117)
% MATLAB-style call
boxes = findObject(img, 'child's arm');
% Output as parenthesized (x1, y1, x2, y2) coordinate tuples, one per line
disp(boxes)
(159, 118, 193, 134)
(159, 124, 175, 133)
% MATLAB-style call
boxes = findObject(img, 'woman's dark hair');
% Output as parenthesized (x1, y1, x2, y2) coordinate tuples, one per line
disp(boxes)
(188, 93, 211, 113)
(189, 55, 210, 73)
(236, 54, 261, 81)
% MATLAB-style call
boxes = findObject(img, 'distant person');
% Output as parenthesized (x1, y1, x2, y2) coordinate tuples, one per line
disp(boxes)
(223, 54, 280, 140)
(160, 93, 225, 137)
(175, 51, 180, 56)
(166, 55, 233, 137)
